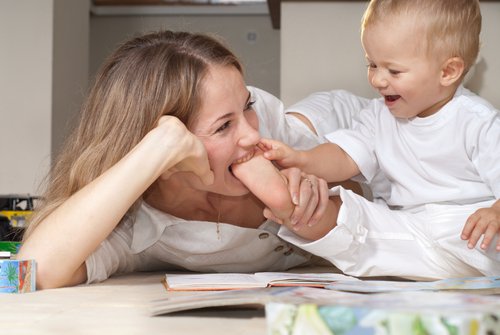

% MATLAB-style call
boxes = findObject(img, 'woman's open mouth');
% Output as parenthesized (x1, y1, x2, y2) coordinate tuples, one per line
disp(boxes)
(229, 148, 256, 175)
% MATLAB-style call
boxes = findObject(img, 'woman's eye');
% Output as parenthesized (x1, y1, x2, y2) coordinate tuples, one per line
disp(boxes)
(215, 121, 231, 134)
(245, 100, 256, 111)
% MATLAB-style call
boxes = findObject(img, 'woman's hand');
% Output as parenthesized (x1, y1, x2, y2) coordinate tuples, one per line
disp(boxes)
(18, 116, 214, 289)
(264, 168, 330, 231)
(153, 116, 214, 185)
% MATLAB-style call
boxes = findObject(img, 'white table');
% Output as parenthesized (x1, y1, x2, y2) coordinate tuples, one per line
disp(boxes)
(0, 271, 267, 335)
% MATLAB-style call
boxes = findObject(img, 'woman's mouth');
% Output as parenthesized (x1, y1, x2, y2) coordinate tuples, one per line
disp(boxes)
(232, 149, 256, 165)
(229, 148, 256, 175)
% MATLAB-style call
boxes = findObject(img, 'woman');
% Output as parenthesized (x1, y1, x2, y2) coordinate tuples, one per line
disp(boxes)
(17, 30, 364, 289)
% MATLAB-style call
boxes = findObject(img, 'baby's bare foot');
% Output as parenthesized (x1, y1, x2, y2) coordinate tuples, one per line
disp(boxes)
(232, 150, 293, 220)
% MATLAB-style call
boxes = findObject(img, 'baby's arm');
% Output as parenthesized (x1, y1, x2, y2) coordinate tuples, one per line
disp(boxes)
(231, 149, 339, 240)
(259, 138, 359, 183)
(461, 199, 500, 251)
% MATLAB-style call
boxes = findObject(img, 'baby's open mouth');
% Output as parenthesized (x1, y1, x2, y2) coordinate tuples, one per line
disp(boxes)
(385, 95, 400, 102)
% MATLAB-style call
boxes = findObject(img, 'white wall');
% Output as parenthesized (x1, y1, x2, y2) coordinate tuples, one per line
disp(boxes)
(8, 1, 496, 195)
(0, 0, 89, 195)
(0, 3, 276, 194)
(90, 12, 280, 97)
(281, 1, 500, 107)
(52, 0, 90, 159)
(0, 1, 53, 195)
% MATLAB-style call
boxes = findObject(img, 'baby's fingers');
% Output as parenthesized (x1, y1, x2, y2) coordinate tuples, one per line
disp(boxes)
(259, 138, 286, 161)
(480, 224, 499, 250)
(257, 140, 273, 153)
(461, 213, 479, 240)
(466, 224, 486, 249)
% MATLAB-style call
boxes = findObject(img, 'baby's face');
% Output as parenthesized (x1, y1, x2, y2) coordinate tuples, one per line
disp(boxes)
(361, 15, 451, 119)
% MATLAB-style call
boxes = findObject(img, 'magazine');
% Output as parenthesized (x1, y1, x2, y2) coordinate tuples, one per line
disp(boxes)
(327, 275, 500, 293)
(150, 285, 500, 317)
(266, 290, 500, 335)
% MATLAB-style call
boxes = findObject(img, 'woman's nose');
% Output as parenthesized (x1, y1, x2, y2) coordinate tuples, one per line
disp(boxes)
(237, 118, 260, 148)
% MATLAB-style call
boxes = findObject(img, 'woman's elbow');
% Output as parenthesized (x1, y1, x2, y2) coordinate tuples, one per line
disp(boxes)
(35, 261, 87, 290)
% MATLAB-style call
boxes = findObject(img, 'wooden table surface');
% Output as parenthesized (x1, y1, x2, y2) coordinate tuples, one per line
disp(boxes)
(0, 271, 266, 335)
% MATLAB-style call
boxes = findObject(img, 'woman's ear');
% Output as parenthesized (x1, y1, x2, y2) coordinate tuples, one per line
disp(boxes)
(440, 57, 465, 87)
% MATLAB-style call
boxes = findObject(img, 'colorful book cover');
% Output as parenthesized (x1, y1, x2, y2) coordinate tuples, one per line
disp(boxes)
(0, 259, 36, 293)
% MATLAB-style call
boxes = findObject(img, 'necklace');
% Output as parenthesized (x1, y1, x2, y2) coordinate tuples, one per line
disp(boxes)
(216, 194, 222, 240)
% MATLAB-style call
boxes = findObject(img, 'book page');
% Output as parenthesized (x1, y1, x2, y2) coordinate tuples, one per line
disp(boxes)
(254, 272, 360, 287)
(164, 272, 361, 291)
(165, 273, 266, 291)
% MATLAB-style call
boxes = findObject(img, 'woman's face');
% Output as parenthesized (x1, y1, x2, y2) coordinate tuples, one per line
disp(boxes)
(190, 65, 260, 196)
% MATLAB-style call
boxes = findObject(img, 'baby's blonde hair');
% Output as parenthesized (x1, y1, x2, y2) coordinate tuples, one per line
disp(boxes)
(361, 0, 481, 74)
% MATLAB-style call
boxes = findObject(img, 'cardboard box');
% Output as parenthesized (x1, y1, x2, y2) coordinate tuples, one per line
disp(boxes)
(0, 259, 36, 293)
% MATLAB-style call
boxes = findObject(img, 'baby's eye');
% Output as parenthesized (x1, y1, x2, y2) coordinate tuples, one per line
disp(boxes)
(215, 121, 231, 134)
(366, 63, 377, 69)
(245, 100, 256, 111)
(389, 69, 401, 75)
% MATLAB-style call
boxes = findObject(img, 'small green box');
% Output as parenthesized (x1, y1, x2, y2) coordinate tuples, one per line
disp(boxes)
(0, 259, 36, 293)
(0, 241, 22, 254)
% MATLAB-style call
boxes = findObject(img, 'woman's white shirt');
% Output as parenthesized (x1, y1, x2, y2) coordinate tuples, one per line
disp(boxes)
(85, 87, 366, 283)
(86, 202, 311, 283)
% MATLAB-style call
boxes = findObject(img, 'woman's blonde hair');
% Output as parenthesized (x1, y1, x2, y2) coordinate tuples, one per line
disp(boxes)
(361, 0, 481, 73)
(24, 30, 242, 239)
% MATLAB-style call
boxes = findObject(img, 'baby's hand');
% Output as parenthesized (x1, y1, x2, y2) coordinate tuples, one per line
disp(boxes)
(461, 204, 500, 251)
(258, 138, 302, 169)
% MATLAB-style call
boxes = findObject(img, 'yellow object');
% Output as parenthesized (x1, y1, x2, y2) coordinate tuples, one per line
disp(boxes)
(0, 210, 33, 228)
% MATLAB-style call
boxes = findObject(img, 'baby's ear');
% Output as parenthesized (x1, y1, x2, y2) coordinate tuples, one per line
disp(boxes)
(440, 57, 465, 87)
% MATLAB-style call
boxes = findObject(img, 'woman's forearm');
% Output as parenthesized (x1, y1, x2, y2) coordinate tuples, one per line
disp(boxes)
(17, 129, 176, 288)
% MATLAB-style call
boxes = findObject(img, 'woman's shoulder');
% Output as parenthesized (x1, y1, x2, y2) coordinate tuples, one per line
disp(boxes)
(248, 86, 283, 116)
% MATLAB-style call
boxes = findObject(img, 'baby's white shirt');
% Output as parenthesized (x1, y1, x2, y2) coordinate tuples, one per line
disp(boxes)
(326, 86, 500, 209)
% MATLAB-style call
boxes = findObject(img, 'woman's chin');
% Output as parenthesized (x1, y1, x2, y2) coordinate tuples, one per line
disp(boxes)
(223, 173, 251, 196)
(227, 179, 250, 196)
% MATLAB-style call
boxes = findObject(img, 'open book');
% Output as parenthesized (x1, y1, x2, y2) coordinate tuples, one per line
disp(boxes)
(163, 272, 360, 291)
